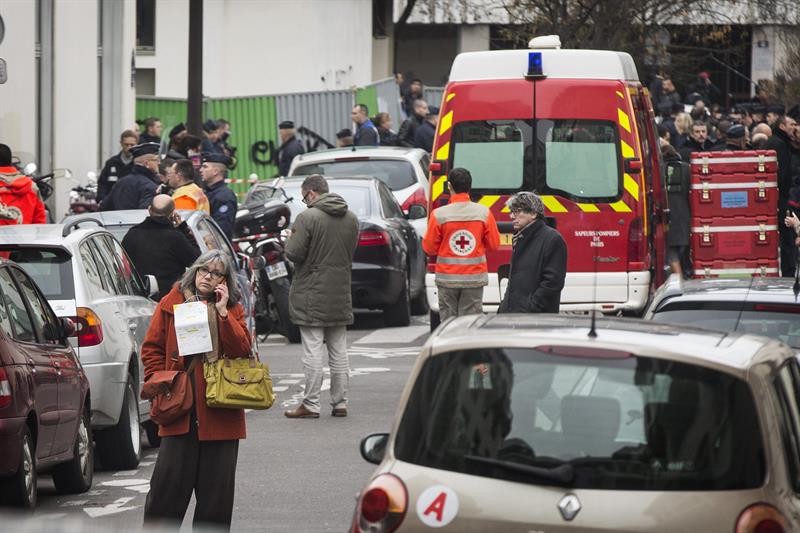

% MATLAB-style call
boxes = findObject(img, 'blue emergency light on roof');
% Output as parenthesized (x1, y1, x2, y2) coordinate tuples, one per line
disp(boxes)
(526, 51, 545, 79)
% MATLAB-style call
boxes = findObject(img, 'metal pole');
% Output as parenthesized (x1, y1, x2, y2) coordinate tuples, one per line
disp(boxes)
(187, 0, 203, 136)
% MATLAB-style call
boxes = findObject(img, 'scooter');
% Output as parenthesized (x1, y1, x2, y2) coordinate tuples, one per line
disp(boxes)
(67, 171, 99, 215)
(233, 180, 300, 343)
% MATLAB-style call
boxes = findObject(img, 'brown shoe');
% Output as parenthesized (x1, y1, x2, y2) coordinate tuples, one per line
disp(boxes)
(332, 407, 348, 417)
(284, 404, 320, 419)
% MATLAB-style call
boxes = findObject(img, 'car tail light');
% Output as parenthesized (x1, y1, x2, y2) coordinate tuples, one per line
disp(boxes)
(736, 504, 787, 533)
(401, 187, 426, 214)
(358, 231, 390, 247)
(75, 307, 104, 347)
(627, 216, 646, 271)
(0, 367, 12, 409)
(353, 474, 407, 533)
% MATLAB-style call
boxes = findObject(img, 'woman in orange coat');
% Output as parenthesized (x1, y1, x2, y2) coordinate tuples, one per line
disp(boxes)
(141, 249, 251, 530)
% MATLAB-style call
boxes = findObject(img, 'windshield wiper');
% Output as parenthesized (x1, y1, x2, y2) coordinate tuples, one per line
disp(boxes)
(464, 455, 575, 485)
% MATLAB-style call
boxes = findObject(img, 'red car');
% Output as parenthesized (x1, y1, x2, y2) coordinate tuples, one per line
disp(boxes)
(0, 260, 91, 508)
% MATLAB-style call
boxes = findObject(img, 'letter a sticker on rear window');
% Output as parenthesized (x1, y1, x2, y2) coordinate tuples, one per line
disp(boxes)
(416, 485, 459, 527)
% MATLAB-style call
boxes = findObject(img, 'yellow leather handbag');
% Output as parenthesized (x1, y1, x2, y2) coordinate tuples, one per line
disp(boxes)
(204, 355, 275, 410)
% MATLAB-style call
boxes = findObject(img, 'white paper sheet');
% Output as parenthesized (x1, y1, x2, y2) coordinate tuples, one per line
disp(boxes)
(173, 301, 213, 356)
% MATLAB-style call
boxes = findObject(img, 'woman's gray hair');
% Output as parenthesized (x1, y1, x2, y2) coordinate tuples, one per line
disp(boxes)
(179, 249, 241, 305)
(506, 191, 545, 218)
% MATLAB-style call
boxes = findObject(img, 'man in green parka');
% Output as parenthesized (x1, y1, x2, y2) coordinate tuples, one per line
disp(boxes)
(284, 174, 359, 419)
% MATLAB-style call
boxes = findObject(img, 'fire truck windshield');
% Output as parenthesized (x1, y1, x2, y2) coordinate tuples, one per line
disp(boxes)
(450, 119, 622, 203)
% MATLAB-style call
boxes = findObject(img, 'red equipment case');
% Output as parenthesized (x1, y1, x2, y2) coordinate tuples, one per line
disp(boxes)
(693, 258, 779, 278)
(689, 150, 778, 176)
(690, 215, 778, 263)
(687, 150, 780, 278)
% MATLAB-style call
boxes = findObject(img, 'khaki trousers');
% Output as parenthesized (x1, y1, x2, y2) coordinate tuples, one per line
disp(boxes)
(437, 286, 484, 322)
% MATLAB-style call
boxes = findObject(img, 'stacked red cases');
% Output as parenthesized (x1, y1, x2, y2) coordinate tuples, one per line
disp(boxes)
(687, 150, 779, 278)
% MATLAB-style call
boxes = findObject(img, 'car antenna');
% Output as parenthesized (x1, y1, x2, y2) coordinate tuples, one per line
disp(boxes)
(588, 224, 599, 339)
(732, 272, 756, 335)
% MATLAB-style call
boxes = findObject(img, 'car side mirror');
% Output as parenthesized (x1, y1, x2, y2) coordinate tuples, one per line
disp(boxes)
(360, 433, 389, 465)
(144, 275, 159, 299)
(407, 204, 427, 220)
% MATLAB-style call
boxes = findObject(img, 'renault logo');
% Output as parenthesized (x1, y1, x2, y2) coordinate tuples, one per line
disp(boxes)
(558, 494, 581, 521)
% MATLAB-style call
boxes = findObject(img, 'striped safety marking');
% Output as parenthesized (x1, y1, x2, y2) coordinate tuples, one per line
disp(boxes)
(479, 195, 500, 209)
(435, 142, 450, 161)
(446, 93, 456, 102)
(617, 109, 631, 133)
(620, 140, 635, 159)
(432, 175, 447, 199)
(616, 91, 624, 99)
(439, 111, 453, 136)
(541, 195, 568, 213)
(609, 200, 633, 213)
(576, 203, 600, 213)
(623, 173, 640, 201)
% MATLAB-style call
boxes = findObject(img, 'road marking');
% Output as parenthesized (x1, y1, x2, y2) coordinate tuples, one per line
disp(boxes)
(273, 386, 289, 392)
(280, 367, 389, 407)
(349, 346, 421, 359)
(83, 497, 138, 518)
(60, 500, 89, 507)
(112, 469, 139, 476)
(354, 325, 428, 345)
(100, 478, 151, 494)
(279, 379, 301, 384)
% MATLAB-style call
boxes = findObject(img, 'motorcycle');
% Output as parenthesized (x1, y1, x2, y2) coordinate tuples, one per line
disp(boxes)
(20, 162, 72, 223)
(68, 171, 99, 215)
(233, 179, 301, 343)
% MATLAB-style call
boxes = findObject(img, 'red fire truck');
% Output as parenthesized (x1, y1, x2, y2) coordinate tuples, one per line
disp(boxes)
(426, 36, 669, 323)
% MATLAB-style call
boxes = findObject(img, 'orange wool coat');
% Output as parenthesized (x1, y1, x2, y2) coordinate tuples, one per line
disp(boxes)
(141, 287, 251, 441)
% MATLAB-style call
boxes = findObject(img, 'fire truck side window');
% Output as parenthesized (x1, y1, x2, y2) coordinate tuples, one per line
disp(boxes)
(535, 120, 621, 203)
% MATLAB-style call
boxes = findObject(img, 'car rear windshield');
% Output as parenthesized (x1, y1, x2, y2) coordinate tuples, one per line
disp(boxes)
(450, 119, 621, 202)
(395, 348, 765, 490)
(0, 247, 75, 300)
(292, 159, 417, 191)
(652, 301, 800, 348)
(281, 184, 372, 220)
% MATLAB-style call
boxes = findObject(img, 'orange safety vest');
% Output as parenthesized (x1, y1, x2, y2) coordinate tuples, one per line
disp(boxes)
(422, 193, 500, 288)
(172, 183, 211, 214)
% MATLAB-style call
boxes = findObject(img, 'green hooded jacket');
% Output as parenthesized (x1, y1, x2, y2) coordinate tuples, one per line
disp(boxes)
(285, 193, 359, 327)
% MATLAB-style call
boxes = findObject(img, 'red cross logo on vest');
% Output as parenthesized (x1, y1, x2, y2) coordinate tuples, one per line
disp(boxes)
(448, 229, 476, 256)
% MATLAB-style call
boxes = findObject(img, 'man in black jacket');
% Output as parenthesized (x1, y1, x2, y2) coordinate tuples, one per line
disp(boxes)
(765, 114, 799, 276)
(498, 192, 567, 314)
(97, 130, 138, 201)
(413, 106, 439, 153)
(121, 194, 200, 300)
(100, 142, 162, 211)
(678, 121, 713, 162)
(276, 121, 305, 176)
(397, 99, 428, 148)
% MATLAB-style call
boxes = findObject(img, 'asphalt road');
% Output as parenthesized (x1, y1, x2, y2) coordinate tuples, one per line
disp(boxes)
(3, 313, 430, 532)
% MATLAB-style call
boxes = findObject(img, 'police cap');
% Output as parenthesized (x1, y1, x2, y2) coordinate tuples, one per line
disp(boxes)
(131, 142, 161, 158)
(279, 121, 295, 130)
(726, 124, 746, 139)
(767, 104, 785, 115)
(202, 152, 232, 167)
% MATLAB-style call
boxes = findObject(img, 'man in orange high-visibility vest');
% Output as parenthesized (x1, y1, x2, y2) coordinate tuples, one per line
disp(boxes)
(423, 167, 500, 321)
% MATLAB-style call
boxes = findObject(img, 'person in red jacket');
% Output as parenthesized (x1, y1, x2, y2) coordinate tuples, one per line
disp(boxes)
(0, 144, 47, 225)
(423, 167, 500, 321)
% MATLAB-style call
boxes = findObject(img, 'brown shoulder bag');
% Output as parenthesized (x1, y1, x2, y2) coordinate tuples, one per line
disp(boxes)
(140, 359, 196, 425)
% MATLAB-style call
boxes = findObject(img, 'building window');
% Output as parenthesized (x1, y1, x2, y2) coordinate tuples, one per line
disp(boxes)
(136, 68, 155, 96)
(372, 0, 388, 38)
(136, 0, 155, 52)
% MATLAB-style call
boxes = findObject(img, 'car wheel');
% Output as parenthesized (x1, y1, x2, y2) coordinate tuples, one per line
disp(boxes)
(270, 276, 301, 343)
(95, 374, 141, 470)
(429, 310, 440, 332)
(0, 425, 37, 508)
(52, 409, 93, 494)
(143, 420, 161, 448)
(384, 275, 411, 327)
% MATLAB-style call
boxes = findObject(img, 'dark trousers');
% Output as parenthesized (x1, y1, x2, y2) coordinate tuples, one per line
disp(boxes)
(780, 223, 797, 278)
(143, 422, 239, 530)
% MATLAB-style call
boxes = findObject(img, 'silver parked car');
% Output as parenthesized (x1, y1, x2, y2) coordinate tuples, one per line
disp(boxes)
(0, 223, 158, 470)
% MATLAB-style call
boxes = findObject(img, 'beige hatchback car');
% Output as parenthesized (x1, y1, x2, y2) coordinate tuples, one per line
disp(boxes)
(353, 314, 800, 532)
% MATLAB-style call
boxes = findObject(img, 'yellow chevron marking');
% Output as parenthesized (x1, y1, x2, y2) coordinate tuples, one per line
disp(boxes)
(610, 200, 632, 213)
(620, 140, 635, 158)
(616, 91, 624, 99)
(576, 203, 600, 213)
(617, 109, 631, 133)
(479, 195, 500, 208)
(446, 93, 455, 102)
(541, 195, 568, 213)
(439, 111, 453, 136)
(432, 175, 447, 200)
(624, 173, 640, 201)
(435, 141, 450, 161)
(501, 205, 510, 213)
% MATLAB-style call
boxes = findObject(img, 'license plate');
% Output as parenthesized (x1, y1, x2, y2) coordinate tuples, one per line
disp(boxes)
(266, 261, 288, 280)
(500, 234, 513, 246)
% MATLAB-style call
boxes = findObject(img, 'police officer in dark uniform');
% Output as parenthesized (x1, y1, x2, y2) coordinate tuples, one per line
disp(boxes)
(200, 152, 237, 239)
(100, 142, 162, 211)
(275, 121, 305, 176)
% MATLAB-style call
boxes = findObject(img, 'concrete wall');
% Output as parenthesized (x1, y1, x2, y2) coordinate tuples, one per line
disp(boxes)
(0, 0, 38, 164)
(141, 0, 374, 98)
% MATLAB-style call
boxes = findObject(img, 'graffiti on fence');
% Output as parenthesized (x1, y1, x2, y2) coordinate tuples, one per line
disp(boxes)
(248, 126, 334, 168)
